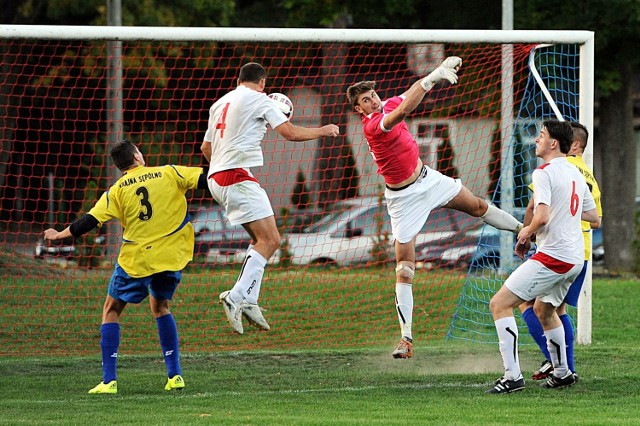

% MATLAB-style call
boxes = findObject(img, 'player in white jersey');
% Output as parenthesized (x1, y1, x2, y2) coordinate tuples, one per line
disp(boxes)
(486, 120, 598, 394)
(201, 62, 339, 334)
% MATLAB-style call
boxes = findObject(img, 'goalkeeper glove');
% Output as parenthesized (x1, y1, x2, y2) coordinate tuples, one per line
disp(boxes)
(420, 56, 462, 91)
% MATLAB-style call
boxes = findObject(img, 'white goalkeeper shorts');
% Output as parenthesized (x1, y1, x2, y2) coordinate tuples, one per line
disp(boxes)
(207, 176, 274, 226)
(385, 165, 462, 244)
(504, 254, 583, 307)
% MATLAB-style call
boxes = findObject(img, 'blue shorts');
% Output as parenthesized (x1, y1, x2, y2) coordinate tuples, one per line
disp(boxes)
(108, 263, 181, 304)
(563, 260, 588, 307)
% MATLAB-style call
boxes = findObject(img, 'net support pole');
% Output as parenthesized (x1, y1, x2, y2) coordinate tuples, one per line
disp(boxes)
(105, 0, 123, 262)
(499, 0, 516, 274)
(577, 34, 596, 345)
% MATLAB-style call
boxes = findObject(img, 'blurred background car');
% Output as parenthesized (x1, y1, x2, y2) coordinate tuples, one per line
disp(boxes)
(34, 234, 106, 259)
(191, 205, 252, 263)
(280, 197, 480, 267)
(416, 225, 517, 270)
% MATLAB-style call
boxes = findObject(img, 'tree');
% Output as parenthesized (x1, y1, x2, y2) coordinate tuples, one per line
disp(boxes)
(515, 0, 640, 273)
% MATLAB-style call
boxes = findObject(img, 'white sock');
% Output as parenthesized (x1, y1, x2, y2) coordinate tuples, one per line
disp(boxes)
(495, 317, 521, 380)
(231, 249, 267, 304)
(482, 204, 522, 232)
(395, 283, 413, 340)
(544, 326, 569, 377)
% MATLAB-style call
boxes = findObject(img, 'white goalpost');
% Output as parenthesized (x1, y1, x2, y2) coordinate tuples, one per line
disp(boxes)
(0, 25, 595, 353)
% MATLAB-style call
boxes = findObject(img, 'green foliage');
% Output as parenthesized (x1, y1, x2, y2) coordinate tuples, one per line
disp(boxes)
(277, 207, 293, 267)
(514, 0, 640, 97)
(291, 169, 311, 209)
(634, 209, 640, 275)
(7, 0, 234, 27)
(369, 191, 390, 265)
(75, 179, 104, 268)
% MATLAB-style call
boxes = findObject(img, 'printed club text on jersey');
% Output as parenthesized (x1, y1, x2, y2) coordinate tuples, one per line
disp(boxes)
(118, 171, 163, 188)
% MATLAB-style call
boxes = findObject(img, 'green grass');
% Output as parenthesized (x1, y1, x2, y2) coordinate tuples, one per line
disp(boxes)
(1, 264, 470, 356)
(1, 277, 639, 425)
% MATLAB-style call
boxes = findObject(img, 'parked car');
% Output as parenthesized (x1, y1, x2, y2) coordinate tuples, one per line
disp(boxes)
(416, 225, 521, 270)
(193, 203, 353, 264)
(191, 205, 252, 262)
(279, 197, 480, 267)
(34, 234, 106, 259)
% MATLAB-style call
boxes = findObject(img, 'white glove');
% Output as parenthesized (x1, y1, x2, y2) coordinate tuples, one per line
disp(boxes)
(420, 56, 462, 91)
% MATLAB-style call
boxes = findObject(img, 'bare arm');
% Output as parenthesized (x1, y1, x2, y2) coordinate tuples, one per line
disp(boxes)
(274, 121, 339, 142)
(44, 214, 100, 242)
(517, 203, 549, 243)
(44, 226, 73, 242)
(200, 141, 212, 162)
(590, 216, 602, 229)
(384, 56, 461, 130)
(523, 197, 534, 226)
(382, 80, 430, 130)
(582, 207, 599, 227)
(514, 197, 536, 258)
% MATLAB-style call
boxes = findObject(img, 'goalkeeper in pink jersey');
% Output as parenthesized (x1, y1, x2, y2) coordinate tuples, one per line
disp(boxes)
(346, 56, 523, 359)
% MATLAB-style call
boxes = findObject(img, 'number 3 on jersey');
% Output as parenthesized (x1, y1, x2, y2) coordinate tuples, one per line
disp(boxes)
(136, 186, 153, 221)
(214, 103, 230, 138)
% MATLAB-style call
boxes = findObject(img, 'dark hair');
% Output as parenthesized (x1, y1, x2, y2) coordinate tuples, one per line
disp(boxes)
(570, 121, 589, 151)
(542, 120, 573, 154)
(110, 139, 137, 171)
(346, 81, 376, 108)
(238, 62, 266, 84)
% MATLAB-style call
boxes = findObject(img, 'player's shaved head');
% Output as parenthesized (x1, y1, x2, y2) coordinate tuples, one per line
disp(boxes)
(239, 62, 267, 84)
(111, 139, 138, 171)
(570, 122, 589, 151)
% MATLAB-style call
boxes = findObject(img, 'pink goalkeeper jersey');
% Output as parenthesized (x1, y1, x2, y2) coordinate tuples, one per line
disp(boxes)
(361, 96, 419, 184)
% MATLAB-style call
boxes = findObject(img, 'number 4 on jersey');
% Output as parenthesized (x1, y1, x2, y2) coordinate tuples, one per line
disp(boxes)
(215, 103, 230, 138)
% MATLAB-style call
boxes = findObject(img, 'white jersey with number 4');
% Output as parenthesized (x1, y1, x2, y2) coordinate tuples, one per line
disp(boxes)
(532, 156, 596, 264)
(204, 85, 288, 176)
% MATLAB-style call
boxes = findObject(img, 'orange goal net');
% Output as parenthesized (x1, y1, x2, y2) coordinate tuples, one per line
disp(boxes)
(0, 26, 593, 356)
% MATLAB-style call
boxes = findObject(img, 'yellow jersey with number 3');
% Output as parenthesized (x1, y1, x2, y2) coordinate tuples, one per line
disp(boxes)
(88, 164, 203, 277)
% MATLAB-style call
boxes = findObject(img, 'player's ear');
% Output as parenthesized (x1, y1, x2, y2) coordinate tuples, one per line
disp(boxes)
(354, 105, 363, 114)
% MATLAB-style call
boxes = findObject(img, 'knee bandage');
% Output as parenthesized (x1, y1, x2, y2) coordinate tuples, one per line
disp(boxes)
(395, 262, 415, 280)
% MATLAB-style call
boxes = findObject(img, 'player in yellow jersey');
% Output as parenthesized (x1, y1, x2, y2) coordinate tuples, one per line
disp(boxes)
(518, 122, 602, 382)
(44, 140, 208, 394)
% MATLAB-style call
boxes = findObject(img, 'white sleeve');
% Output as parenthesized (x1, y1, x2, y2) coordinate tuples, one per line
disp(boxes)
(262, 97, 288, 129)
(532, 169, 551, 206)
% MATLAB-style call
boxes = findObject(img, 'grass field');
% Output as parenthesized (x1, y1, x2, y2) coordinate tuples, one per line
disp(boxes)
(1, 276, 639, 425)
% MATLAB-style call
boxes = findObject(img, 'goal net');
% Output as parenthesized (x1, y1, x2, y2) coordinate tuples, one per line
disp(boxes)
(0, 26, 594, 356)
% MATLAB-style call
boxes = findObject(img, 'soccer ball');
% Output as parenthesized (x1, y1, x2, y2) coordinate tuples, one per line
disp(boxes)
(268, 93, 293, 119)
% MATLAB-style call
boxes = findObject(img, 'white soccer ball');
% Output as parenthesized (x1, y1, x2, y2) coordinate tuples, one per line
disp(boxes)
(268, 93, 293, 119)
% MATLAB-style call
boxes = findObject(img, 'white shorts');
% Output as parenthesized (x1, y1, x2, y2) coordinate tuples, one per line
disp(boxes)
(385, 166, 463, 243)
(505, 257, 583, 307)
(207, 177, 274, 226)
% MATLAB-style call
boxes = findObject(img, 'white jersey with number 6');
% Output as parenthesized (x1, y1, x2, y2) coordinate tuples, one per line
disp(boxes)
(204, 85, 288, 176)
(532, 156, 596, 264)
